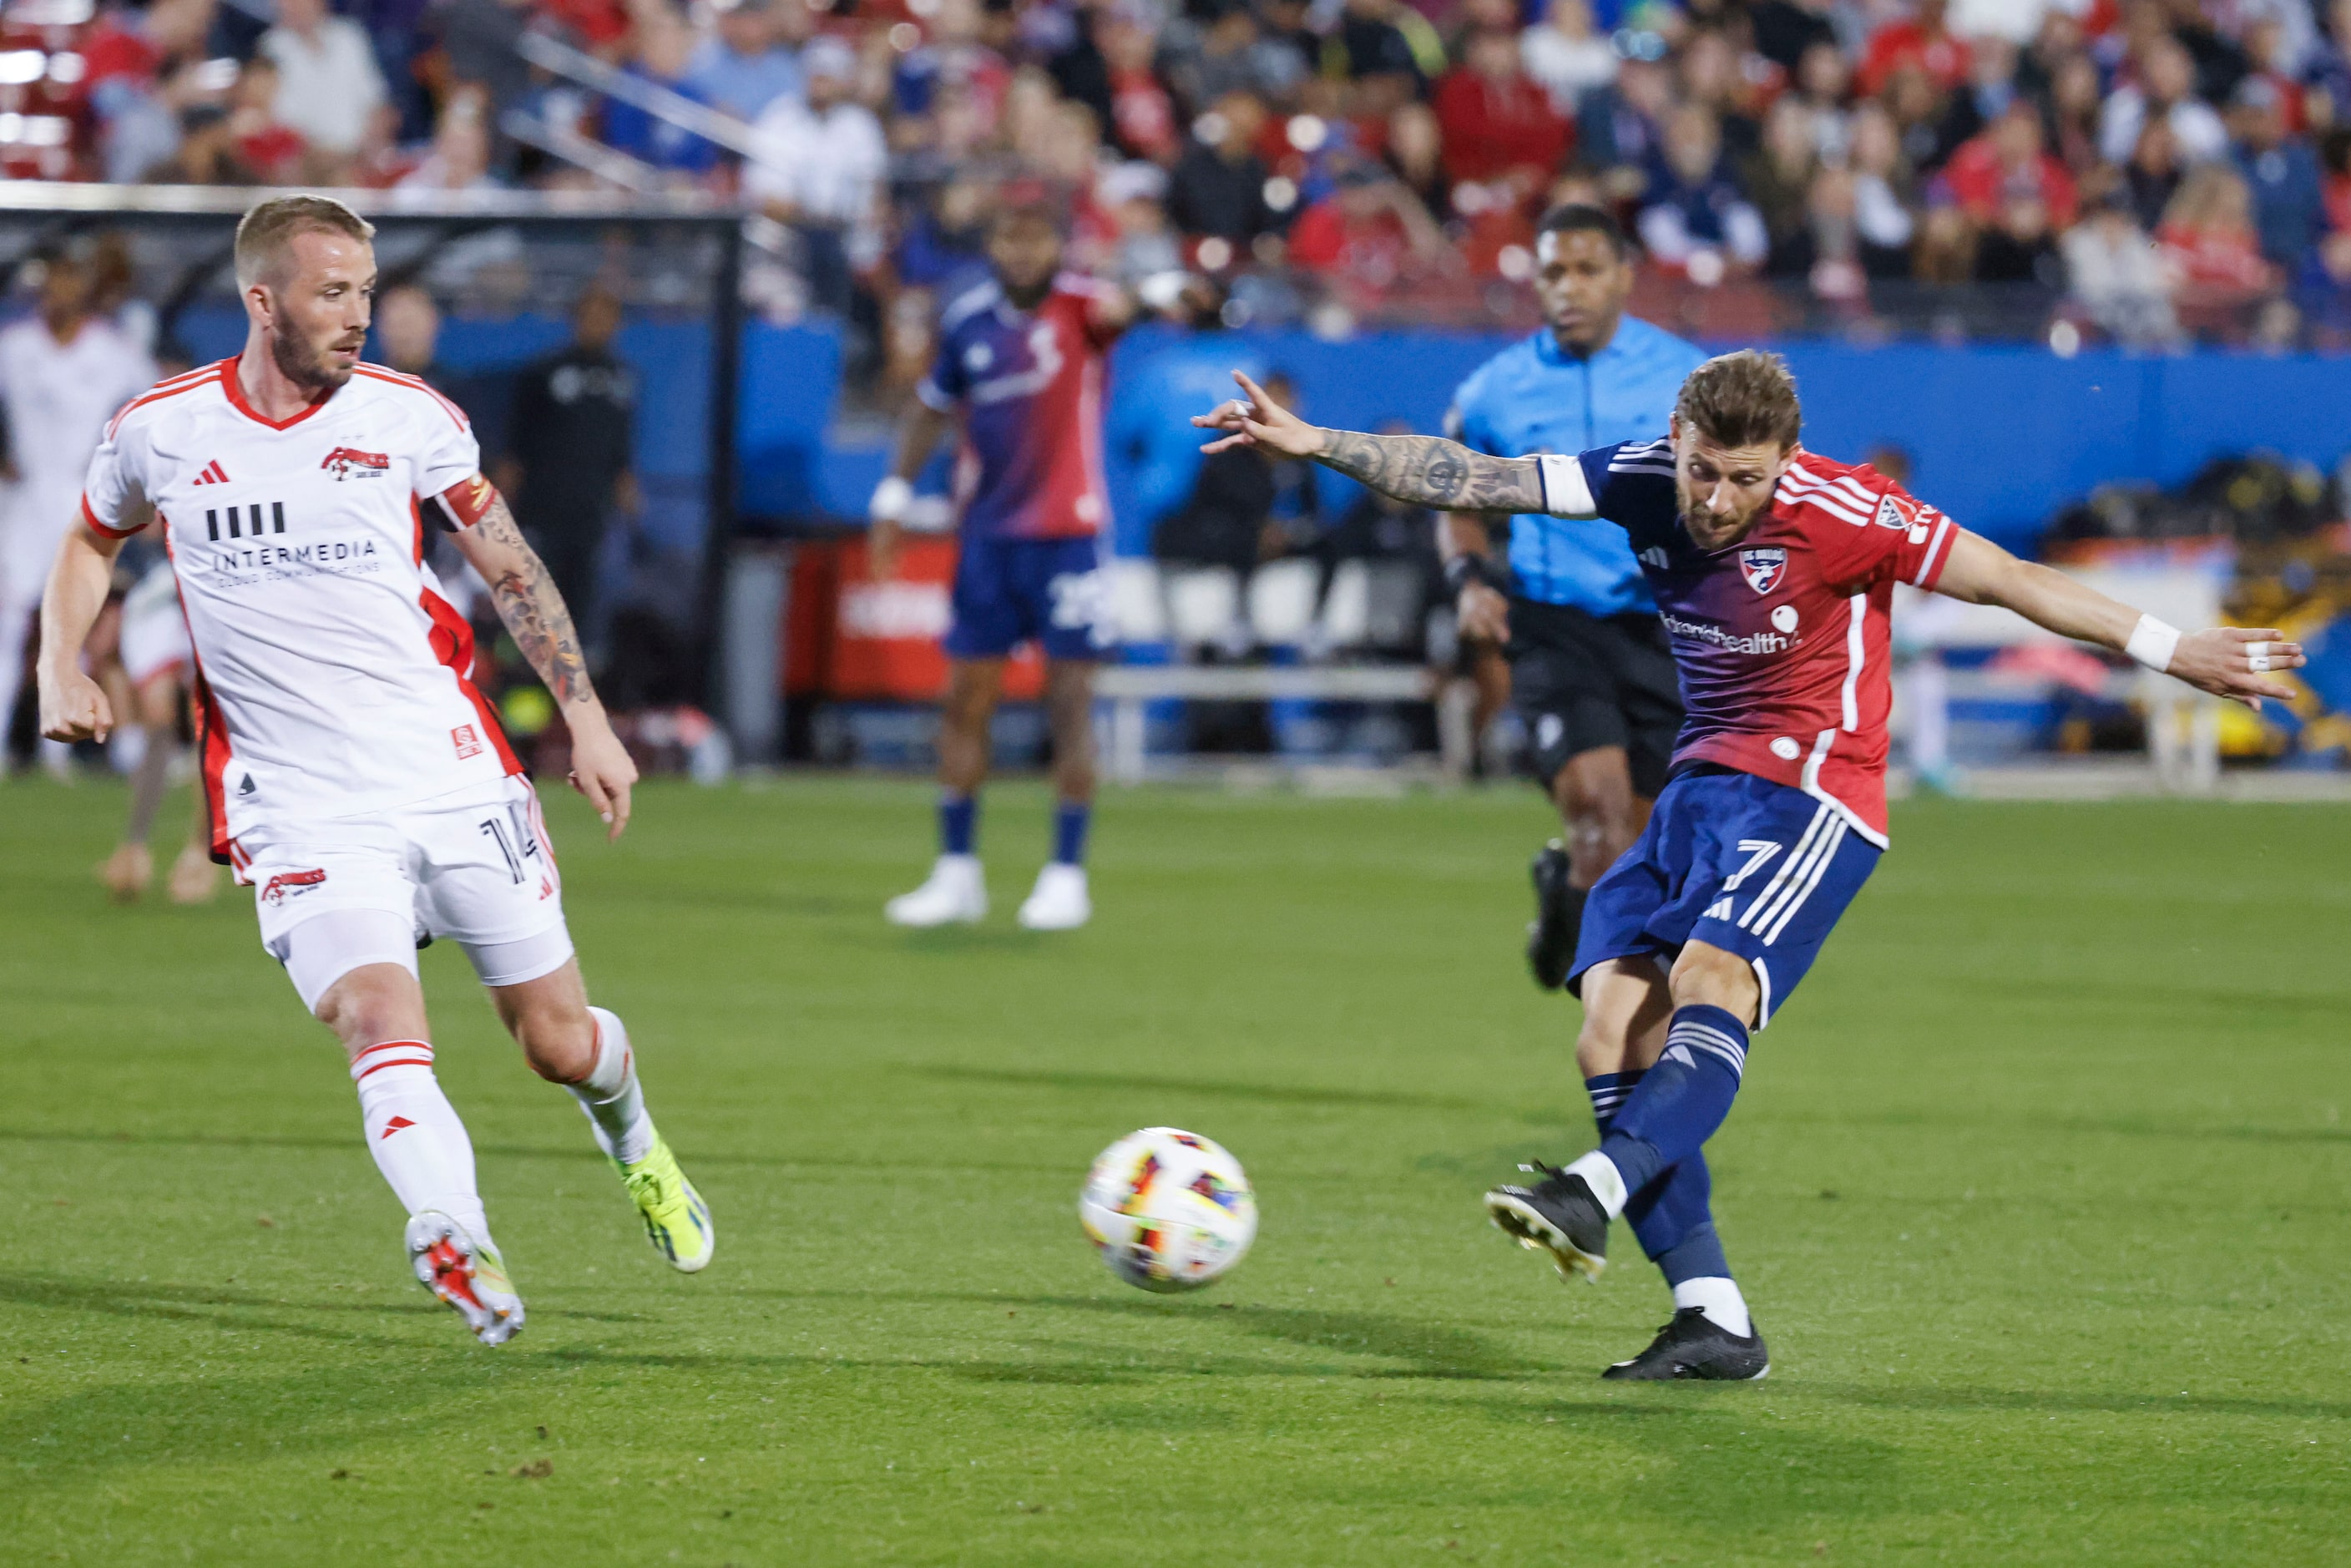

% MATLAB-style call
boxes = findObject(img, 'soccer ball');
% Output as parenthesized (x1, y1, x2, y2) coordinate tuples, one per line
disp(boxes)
(1078, 1127, 1257, 1293)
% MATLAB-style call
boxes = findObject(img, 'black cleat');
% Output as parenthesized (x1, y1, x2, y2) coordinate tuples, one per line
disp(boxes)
(1484, 1162, 1609, 1283)
(1526, 842, 1584, 991)
(1600, 1308, 1770, 1381)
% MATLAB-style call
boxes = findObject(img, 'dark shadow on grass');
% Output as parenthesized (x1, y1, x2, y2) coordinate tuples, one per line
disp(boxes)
(701, 1285, 1552, 1382)
(2, 1272, 1540, 1388)
(913, 1064, 1486, 1114)
(0, 1273, 653, 1340)
(0, 1126, 1069, 1174)
(1437, 1390, 1905, 1527)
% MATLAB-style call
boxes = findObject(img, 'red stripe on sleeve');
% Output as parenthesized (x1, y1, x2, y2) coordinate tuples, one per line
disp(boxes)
(81, 493, 144, 539)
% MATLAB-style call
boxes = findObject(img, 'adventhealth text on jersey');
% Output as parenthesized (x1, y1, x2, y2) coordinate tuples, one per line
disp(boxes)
(1192, 348, 2303, 1381)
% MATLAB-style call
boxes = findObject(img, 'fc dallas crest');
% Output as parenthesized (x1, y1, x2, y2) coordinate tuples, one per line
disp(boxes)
(1739, 546, 1787, 595)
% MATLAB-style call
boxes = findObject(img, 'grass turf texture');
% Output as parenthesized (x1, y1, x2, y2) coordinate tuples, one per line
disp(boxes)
(4, 776, 2349, 1565)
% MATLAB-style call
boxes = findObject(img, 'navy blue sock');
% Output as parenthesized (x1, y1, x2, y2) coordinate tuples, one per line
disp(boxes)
(1051, 801, 1090, 867)
(1654, 1219, 1732, 1287)
(1583, 1070, 1643, 1138)
(1595, 1069, 1728, 1282)
(1631, 1151, 1717, 1259)
(939, 792, 978, 857)
(1600, 1004, 1750, 1201)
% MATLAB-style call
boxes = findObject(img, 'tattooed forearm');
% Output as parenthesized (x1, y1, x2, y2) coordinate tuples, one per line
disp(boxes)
(475, 496, 596, 708)
(1314, 430, 1548, 514)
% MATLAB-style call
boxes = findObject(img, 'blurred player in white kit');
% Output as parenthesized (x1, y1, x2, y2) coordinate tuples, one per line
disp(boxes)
(0, 236, 156, 774)
(36, 195, 712, 1344)
(93, 549, 220, 903)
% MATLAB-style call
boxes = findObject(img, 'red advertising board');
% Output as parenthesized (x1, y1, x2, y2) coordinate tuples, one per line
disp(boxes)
(786, 538, 1044, 701)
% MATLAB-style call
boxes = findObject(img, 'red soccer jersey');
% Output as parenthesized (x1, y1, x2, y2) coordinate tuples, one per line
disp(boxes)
(1568, 442, 1959, 846)
(915, 274, 1120, 541)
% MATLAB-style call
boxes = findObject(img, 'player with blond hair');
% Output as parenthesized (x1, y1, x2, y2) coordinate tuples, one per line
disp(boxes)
(38, 195, 712, 1344)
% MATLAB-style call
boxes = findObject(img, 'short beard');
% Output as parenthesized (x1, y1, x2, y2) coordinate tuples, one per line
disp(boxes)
(1677, 483, 1764, 547)
(270, 322, 354, 393)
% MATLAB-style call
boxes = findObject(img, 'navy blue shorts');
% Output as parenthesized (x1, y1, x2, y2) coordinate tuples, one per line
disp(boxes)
(943, 535, 1113, 662)
(1570, 767, 1881, 1027)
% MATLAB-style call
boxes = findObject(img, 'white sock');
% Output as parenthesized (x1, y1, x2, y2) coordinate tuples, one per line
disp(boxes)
(1565, 1150, 1629, 1217)
(1672, 1276, 1752, 1338)
(571, 1006, 656, 1166)
(351, 1041, 488, 1240)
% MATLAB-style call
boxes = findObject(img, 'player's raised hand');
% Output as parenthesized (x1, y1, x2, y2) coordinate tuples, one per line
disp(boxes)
(1193, 371, 1327, 458)
(565, 713, 639, 841)
(2168, 627, 2305, 711)
(38, 665, 112, 744)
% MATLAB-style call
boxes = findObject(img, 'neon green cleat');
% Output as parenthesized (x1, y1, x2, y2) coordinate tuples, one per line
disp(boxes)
(618, 1133, 714, 1273)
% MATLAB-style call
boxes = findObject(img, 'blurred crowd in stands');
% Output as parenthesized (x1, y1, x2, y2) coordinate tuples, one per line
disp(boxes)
(6, 0, 2351, 350)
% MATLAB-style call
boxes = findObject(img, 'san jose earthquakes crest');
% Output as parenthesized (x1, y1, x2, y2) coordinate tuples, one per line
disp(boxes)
(1739, 547, 1787, 595)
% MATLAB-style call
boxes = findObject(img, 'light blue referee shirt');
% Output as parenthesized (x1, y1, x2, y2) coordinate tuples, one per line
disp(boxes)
(1445, 316, 1706, 616)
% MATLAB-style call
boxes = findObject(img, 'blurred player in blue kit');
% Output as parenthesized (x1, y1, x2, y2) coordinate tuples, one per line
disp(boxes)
(1442, 205, 1706, 990)
(868, 202, 1186, 932)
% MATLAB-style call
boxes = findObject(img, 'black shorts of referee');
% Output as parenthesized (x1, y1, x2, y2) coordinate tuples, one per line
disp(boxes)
(1505, 596, 1684, 797)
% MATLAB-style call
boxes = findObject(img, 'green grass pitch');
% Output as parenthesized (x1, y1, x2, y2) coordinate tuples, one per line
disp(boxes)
(5, 774, 2349, 1565)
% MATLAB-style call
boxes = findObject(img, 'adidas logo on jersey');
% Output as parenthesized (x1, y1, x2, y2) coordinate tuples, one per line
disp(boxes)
(190, 460, 230, 486)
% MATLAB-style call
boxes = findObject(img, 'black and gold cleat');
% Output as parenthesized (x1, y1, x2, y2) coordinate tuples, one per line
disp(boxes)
(1484, 1162, 1608, 1283)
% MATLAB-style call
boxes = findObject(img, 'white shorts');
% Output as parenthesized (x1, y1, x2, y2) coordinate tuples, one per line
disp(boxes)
(241, 776, 574, 1012)
(118, 564, 191, 688)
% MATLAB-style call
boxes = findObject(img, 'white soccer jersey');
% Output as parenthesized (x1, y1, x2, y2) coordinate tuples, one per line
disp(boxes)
(0, 315, 157, 598)
(82, 358, 519, 863)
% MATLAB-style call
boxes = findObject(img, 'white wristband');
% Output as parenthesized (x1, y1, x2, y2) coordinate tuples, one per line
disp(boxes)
(2125, 614, 2180, 674)
(868, 475, 913, 524)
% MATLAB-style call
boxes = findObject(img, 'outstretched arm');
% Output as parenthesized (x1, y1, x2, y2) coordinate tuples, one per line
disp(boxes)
(1934, 529, 2302, 709)
(1193, 370, 1556, 516)
(446, 486, 640, 840)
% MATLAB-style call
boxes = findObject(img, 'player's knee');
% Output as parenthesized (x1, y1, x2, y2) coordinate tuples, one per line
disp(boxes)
(1668, 942, 1761, 1024)
(488, 968, 597, 1082)
(316, 965, 422, 1051)
(513, 1001, 597, 1083)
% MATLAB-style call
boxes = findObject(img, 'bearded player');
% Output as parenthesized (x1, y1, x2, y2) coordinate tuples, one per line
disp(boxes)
(870, 202, 1157, 933)
(1198, 352, 2299, 1379)
(37, 195, 712, 1346)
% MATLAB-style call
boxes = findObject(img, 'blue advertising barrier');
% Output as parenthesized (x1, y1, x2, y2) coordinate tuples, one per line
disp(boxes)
(1084, 327, 2351, 555)
(169, 309, 2351, 558)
